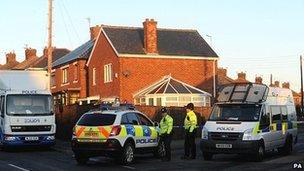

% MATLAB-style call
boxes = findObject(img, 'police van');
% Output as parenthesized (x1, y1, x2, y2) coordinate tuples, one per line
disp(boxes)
(200, 83, 297, 161)
(71, 104, 163, 165)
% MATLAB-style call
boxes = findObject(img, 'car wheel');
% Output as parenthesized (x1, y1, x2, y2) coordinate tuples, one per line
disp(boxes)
(154, 140, 165, 158)
(202, 151, 213, 161)
(120, 142, 135, 165)
(254, 143, 265, 162)
(278, 136, 292, 155)
(75, 153, 88, 165)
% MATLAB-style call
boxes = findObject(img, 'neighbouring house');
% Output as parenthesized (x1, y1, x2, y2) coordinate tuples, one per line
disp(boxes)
(133, 75, 212, 107)
(234, 72, 250, 83)
(13, 48, 39, 70)
(51, 19, 219, 106)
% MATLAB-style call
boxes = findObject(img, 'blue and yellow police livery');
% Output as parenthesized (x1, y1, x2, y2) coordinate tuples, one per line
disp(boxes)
(71, 106, 161, 165)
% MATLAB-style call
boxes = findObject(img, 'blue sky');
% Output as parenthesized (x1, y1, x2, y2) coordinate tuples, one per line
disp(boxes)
(0, 0, 303, 91)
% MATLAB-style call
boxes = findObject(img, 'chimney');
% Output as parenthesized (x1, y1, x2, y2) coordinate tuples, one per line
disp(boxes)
(6, 52, 17, 64)
(255, 76, 263, 84)
(282, 82, 290, 89)
(218, 68, 227, 77)
(25, 48, 37, 60)
(237, 72, 246, 80)
(143, 18, 158, 54)
(274, 81, 280, 87)
(90, 25, 101, 40)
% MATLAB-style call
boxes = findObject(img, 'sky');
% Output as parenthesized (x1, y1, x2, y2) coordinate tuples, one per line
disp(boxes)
(0, 0, 303, 91)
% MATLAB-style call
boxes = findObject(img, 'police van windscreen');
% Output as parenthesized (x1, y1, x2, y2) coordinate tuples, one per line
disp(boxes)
(209, 104, 261, 121)
(77, 114, 116, 126)
(6, 95, 52, 116)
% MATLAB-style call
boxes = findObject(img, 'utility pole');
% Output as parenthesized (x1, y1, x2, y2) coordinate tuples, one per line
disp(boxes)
(206, 34, 217, 98)
(47, 0, 53, 74)
(300, 55, 303, 115)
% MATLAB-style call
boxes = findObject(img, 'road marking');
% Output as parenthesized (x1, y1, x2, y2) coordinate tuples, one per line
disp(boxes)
(122, 166, 136, 170)
(8, 164, 30, 171)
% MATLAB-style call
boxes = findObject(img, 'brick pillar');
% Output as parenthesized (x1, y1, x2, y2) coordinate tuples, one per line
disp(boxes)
(90, 25, 101, 40)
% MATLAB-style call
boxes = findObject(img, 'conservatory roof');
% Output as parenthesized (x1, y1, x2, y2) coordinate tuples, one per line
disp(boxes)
(134, 75, 212, 97)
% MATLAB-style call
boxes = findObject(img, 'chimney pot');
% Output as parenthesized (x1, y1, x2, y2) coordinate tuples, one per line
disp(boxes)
(255, 76, 263, 84)
(143, 18, 158, 54)
(274, 81, 280, 87)
(218, 68, 227, 76)
(282, 82, 290, 89)
(25, 48, 37, 60)
(6, 52, 17, 64)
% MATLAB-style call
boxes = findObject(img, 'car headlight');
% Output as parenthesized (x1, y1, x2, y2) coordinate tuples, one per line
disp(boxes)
(242, 128, 254, 141)
(201, 127, 208, 140)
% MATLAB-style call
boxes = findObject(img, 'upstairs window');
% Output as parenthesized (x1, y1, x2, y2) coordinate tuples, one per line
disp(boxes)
(104, 64, 113, 83)
(62, 68, 68, 84)
(51, 72, 56, 87)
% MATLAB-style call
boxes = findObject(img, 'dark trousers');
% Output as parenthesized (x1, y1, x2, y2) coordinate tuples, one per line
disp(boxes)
(184, 129, 196, 159)
(160, 134, 172, 160)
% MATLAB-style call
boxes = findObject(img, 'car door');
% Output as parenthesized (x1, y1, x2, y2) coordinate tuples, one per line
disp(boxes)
(136, 113, 158, 148)
(0, 96, 5, 143)
(125, 113, 143, 148)
(270, 106, 283, 148)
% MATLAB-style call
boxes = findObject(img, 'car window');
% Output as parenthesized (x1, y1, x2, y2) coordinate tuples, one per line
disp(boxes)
(281, 106, 288, 121)
(121, 114, 129, 124)
(126, 113, 140, 125)
(271, 106, 281, 123)
(137, 113, 153, 126)
(260, 105, 270, 126)
(77, 113, 116, 126)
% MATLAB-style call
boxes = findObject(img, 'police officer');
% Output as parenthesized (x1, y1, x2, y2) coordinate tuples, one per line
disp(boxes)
(181, 103, 197, 160)
(159, 107, 173, 161)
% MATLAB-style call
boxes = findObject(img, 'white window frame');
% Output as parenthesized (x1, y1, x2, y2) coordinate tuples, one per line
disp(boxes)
(62, 67, 69, 85)
(104, 63, 113, 83)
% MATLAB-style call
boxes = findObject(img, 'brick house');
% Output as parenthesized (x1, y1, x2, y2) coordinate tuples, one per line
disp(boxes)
(51, 19, 218, 106)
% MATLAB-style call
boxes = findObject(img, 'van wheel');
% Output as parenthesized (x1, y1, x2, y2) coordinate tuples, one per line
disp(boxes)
(120, 142, 135, 165)
(75, 153, 88, 165)
(278, 136, 292, 155)
(202, 151, 213, 161)
(254, 143, 264, 162)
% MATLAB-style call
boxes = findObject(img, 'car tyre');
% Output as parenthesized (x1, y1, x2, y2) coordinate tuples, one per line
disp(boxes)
(120, 142, 135, 165)
(278, 136, 292, 155)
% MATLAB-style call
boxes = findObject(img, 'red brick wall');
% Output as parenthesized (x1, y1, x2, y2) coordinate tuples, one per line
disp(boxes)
(51, 59, 87, 98)
(87, 30, 120, 99)
(119, 57, 217, 102)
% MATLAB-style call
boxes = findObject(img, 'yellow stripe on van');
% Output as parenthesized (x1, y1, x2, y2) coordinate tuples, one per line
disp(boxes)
(270, 123, 277, 131)
(253, 122, 260, 135)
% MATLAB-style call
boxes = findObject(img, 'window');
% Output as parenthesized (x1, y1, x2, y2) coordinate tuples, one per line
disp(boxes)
(104, 64, 113, 83)
(78, 114, 116, 126)
(69, 92, 79, 105)
(156, 98, 162, 106)
(140, 98, 146, 105)
(205, 97, 211, 107)
(271, 106, 281, 123)
(62, 68, 68, 84)
(281, 106, 288, 121)
(137, 113, 153, 126)
(126, 113, 140, 125)
(51, 72, 56, 87)
(148, 98, 154, 106)
(121, 114, 129, 124)
(260, 106, 270, 127)
(0, 96, 4, 116)
(92, 68, 96, 86)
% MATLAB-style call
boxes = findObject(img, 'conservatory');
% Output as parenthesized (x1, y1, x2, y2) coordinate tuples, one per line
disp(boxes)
(133, 75, 212, 107)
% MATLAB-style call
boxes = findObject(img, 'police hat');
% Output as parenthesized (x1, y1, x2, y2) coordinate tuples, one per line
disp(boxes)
(160, 107, 167, 113)
(185, 103, 194, 110)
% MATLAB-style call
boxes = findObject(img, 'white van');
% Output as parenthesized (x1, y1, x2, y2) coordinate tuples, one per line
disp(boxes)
(200, 83, 297, 161)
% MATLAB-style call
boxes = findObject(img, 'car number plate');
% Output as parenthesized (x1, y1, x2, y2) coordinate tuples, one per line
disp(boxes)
(84, 132, 98, 137)
(25, 136, 39, 141)
(216, 144, 232, 148)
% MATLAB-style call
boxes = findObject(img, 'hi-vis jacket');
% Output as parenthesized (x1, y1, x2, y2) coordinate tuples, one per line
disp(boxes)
(160, 114, 173, 135)
(184, 110, 197, 133)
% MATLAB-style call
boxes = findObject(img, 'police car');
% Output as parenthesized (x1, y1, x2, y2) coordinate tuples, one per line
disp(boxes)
(71, 104, 163, 165)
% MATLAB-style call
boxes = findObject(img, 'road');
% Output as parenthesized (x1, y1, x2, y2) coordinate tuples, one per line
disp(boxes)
(0, 130, 303, 171)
